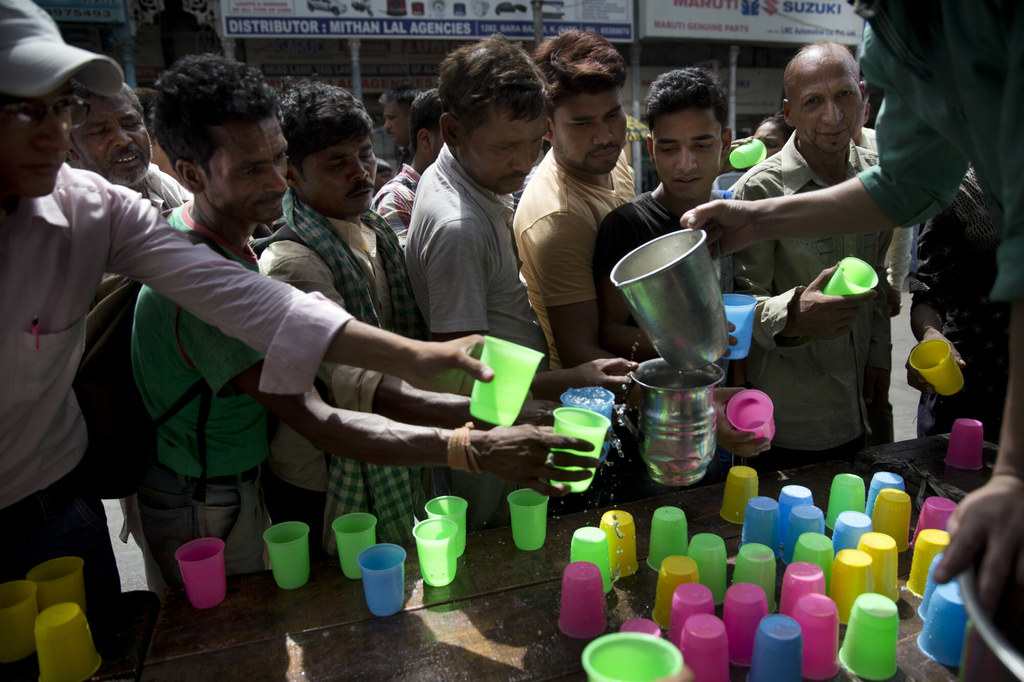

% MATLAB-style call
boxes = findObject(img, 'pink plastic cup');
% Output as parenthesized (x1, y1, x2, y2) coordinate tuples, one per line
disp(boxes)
(174, 537, 226, 609)
(945, 418, 984, 469)
(723, 582, 768, 667)
(620, 618, 662, 638)
(681, 614, 730, 682)
(667, 582, 715, 655)
(558, 561, 607, 639)
(779, 561, 826, 618)
(912, 497, 957, 548)
(792, 593, 840, 680)
(725, 388, 776, 440)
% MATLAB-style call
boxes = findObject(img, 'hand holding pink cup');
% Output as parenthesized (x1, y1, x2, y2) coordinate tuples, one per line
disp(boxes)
(726, 388, 775, 441)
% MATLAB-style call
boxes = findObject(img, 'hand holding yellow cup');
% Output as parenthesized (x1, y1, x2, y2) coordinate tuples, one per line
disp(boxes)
(909, 339, 964, 396)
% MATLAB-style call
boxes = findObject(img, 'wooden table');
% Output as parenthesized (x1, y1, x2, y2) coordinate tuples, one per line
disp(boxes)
(142, 437, 995, 681)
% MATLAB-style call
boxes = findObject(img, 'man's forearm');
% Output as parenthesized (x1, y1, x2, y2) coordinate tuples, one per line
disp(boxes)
(324, 319, 416, 373)
(757, 179, 897, 242)
(372, 375, 472, 428)
(994, 300, 1024, 479)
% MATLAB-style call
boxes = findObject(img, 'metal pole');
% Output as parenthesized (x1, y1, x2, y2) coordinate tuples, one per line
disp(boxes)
(728, 44, 739, 135)
(532, 0, 544, 46)
(630, 41, 642, 194)
(349, 38, 363, 102)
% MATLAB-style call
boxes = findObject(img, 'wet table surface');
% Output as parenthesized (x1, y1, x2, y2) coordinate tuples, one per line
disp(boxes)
(140, 435, 996, 681)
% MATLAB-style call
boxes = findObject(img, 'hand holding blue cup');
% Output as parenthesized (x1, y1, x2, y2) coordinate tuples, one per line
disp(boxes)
(723, 294, 757, 359)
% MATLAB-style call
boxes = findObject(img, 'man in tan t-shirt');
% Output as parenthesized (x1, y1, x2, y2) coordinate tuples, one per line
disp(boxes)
(514, 30, 635, 369)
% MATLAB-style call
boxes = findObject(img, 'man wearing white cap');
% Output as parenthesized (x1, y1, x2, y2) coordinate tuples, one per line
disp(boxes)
(0, 0, 493, 622)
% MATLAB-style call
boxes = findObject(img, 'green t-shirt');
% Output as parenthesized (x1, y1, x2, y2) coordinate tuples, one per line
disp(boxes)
(131, 205, 268, 477)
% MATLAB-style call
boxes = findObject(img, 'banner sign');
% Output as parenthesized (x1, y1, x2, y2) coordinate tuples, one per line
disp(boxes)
(36, 0, 126, 24)
(222, 0, 632, 41)
(639, 0, 863, 45)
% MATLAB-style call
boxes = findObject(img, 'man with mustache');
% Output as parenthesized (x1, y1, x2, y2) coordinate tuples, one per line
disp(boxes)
(67, 82, 190, 212)
(513, 30, 634, 370)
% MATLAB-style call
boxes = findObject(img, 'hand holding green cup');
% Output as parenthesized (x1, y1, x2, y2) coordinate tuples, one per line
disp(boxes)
(469, 336, 544, 426)
(822, 257, 879, 296)
(548, 407, 611, 493)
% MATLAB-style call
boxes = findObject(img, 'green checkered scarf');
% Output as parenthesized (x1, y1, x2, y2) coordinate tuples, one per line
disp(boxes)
(283, 189, 426, 547)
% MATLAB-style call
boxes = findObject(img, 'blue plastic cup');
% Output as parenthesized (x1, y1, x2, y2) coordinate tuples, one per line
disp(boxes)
(357, 543, 407, 617)
(723, 294, 757, 359)
(831, 511, 873, 555)
(778, 485, 814, 553)
(917, 580, 968, 667)
(782, 504, 825, 564)
(741, 497, 781, 559)
(747, 614, 803, 682)
(918, 552, 945, 619)
(865, 471, 904, 517)
(560, 386, 615, 461)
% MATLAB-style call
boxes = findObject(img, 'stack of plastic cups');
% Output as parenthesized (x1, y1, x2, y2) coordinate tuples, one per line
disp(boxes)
(857, 532, 899, 602)
(570, 527, 614, 593)
(918, 553, 945, 618)
(425, 496, 468, 557)
(732, 542, 777, 611)
(667, 582, 714, 656)
(558, 561, 607, 639)
(865, 471, 904, 516)
(778, 562, 826, 618)
(581, 633, 684, 682)
(782, 505, 825, 564)
(688, 533, 727, 605)
(912, 496, 957, 548)
(647, 506, 688, 571)
(651, 555, 699, 628)
(600, 510, 638, 580)
(830, 549, 874, 624)
(918, 580, 968, 667)
(720, 465, 758, 524)
(831, 510, 873, 554)
(838, 593, 899, 680)
(778, 485, 814, 553)
(824, 473, 866, 529)
(791, 532, 834, 591)
(741, 496, 781, 559)
(792, 593, 840, 680)
(681, 614, 730, 682)
(907, 529, 950, 597)
(724, 582, 769, 667)
(747, 614, 803, 682)
(871, 488, 912, 552)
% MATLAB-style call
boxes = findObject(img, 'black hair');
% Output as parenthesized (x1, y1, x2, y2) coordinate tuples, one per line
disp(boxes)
(644, 67, 728, 131)
(279, 79, 374, 171)
(408, 88, 441, 154)
(378, 84, 420, 107)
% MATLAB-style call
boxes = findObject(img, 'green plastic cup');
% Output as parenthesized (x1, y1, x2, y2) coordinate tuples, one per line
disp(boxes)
(838, 592, 899, 680)
(729, 138, 767, 169)
(732, 542, 778, 612)
(822, 257, 879, 296)
(570, 527, 614, 593)
(263, 521, 311, 590)
(647, 506, 688, 571)
(824, 473, 866, 529)
(689, 533, 728, 605)
(582, 632, 684, 682)
(413, 518, 459, 588)
(909, 338, 965, 396)
(332, 512, 377, 580)
(425, 495, 468, 557)
(507, 489, 548, 551)
(469, 335, 544, 426)
(791, 532, 834, 592)
(550, 407, 611, 493)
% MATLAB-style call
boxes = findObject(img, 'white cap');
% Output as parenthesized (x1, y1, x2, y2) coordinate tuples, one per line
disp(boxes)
(0, 0, 123, 98)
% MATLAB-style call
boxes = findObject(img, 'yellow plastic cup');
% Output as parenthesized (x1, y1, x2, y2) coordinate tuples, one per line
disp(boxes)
(0, 580, 38, 662)
(600, 510, 638, 579)
(720, 465, 758, 524)
(871, 488, 912, 552)
(907, 529, 951, 597)
(26, 556, 86, 614)
(857, 532, 899, 602)
(652, 555, 699, 628)
(909, 339, 965, 396)
(34, 602, 102, 682)
(829, 549, 874, 624)
(469, 335, 544, 426)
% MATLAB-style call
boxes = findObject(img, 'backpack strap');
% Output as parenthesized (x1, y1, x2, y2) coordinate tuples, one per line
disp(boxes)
(251, 223, 308, 257)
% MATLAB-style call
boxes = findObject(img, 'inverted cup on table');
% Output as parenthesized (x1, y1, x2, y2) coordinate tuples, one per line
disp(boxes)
(907, 528, 950, 597)
(871, 488, 911, 552)
(174, 537, 226, 609)
(722, 294, 757, 360)
(647, 506, 687, 571)
(581, 632, 683, 682)
(946, 417, 984, 469)
(918, 553, 945, 619)
(909, 338, 964, 396)
(778, 484, 814, 551)
(332, 512, 377, 579)
(857, 532, 898, 602)
(865, 471, 904, 516)
(792, 593, 840, 681)
(619, 618, 662, 638)
(507, 489, 548, 551)
(912, 496, 957, 548)
(732, 542, 777, 611)
(720, 464, 757, 524)
(570, 527, 613, 593)
(559, 561, 607, 639)
(824, 472, 865, 529)
(831, 510, 873, 554)
(681, 614, 730, 682)
(791, 532, 834, 591)
(822, 256, 878, 296)
(600, 510, 638, 578)
(550, 407, 610, 493)
(689, 532, 727, 605)
(263, 520, 311, 590)
(560, 386, 615, 461)
(34, 602, 102, 682)
(830, 548, 874, 624)
(838, 592, 899, 680)
(779, 561, 826, 618)
(918, 580, 968, 667)
(782, 504, 825, 564)
(747, 613, 803, 682)
(413, 517, 459, 588)
(356, 543, 406, 617)
(0, 580, 37, 662)
(723, 582, 768, 667)
(652, 555, 699, 628)
(26, 555, 86, 613)
(667, 582, 714, 655)
(742, 496, 781, 558)
(425, 495, 468, 557)
(469, 335, 544, 426)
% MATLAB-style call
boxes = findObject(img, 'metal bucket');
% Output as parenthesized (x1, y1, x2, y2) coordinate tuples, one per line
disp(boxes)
(610, 229, 727, 371)
(630, 358, 722, 486)
(959, 567, 1024, 681)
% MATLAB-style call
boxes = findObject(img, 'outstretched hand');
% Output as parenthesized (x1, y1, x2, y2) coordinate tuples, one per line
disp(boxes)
(404, 335, 493, 394)
(905, 329, 965, 394)
(471, 424, 598, 496)
(783, 264, 876, 340)
(680, 199, 762, 256)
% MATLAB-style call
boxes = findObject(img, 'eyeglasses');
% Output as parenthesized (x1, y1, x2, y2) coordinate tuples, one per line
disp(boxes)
(1, 95, 90, 129)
